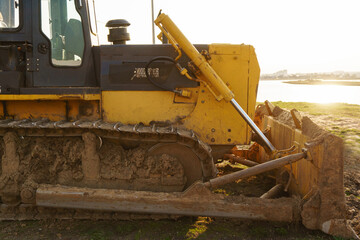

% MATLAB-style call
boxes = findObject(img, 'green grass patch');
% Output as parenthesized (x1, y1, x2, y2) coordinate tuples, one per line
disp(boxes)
(327, 126, 360, 153)
(332, 236, 350, 240)
(328, 127, 360, 138)
(266, 101, 360, 119)
(115, 222, 137, 235)
(134, 230, 141, 240)
(275, 227, 289, 236)
(210, 222, 234, 235)
(250, 226, 269, 238)
(89, 230, 107, 240)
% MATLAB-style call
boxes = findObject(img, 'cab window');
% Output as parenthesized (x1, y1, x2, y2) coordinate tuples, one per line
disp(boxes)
(41, 0, 85, 67)
(0, 0, 20, 29)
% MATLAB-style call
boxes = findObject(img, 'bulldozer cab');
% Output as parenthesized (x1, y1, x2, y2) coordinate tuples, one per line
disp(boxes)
(0, 0, 96, 93)
(41, 0, 85, 67)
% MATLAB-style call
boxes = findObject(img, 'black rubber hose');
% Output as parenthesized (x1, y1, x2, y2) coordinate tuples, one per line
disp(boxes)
(145, 56, 177, 92)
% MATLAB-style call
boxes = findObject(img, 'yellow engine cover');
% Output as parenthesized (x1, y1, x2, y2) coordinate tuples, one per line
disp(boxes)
(102, 44, 260, 146)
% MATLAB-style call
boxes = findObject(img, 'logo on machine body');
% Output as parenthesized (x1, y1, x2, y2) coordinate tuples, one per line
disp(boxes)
(131, 68, 160, 81)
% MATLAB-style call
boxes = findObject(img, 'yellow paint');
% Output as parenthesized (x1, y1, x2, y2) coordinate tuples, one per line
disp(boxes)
(174, 88, 199, 103)
(0, 104, 3, 117)
(0, 94, 101, 121)
(102, 91, 198, 124)
(248, 46, 261, 125)
(183, 44, 260, 145)
(5, 101, 66, 121)
(68, 101, 100, 121)
(0, 94, 100, 101)
(1, 100, 100, 122)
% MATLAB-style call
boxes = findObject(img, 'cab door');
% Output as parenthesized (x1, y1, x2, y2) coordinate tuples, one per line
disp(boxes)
(32, 0, 96, 87)
(0, 0, 25, 94)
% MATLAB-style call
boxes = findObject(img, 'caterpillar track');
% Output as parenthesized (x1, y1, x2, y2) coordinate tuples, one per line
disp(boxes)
(0, 119, 216, 220)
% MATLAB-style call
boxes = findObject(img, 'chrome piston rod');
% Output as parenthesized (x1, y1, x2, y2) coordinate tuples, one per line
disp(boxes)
(231, 98, 276, 153)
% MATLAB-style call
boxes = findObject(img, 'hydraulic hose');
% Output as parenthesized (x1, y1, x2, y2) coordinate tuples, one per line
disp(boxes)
(145, 56, 178, 93)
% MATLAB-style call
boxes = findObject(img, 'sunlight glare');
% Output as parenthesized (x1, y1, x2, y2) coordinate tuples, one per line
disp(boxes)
(307, 85, 344, 104)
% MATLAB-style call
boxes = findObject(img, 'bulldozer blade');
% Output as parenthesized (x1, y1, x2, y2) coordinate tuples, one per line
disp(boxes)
(254, 103, 358, 239)
(36, 183, 299, 222)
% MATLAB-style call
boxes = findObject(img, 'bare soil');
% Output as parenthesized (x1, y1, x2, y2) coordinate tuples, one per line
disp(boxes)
(0, 217, 335, 240)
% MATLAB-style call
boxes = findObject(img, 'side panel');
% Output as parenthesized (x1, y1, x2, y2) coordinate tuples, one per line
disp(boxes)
(6, 100, 66, 121)
(98, 44, 201, 91)
(102, 91, 197, 124)
(183, 44, 260, 145)
(0, 95, 100, 121)
(100, 44, 260, 146)
(100, 44, 202, 124)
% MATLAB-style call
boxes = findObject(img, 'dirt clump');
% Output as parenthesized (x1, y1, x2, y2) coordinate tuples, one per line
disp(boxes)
(344, 171, 360, 234)
(272, 106, 296, 128)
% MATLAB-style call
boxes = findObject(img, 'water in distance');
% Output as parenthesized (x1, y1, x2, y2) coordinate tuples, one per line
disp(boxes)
(257, 80, 360, 105)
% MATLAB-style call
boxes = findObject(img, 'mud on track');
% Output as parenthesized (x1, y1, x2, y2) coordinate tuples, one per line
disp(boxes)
(0, 112, 358, 239)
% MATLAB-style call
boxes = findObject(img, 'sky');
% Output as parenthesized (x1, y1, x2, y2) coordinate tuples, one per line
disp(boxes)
(94, 0, 360, 74)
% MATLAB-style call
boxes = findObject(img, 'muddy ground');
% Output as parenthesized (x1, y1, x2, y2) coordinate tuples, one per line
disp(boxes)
(0, 106, 359, 239)
(0, 218, 335, 240)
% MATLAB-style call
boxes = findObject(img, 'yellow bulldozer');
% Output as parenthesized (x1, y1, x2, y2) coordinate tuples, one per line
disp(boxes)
(0, 0, 357, 238)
